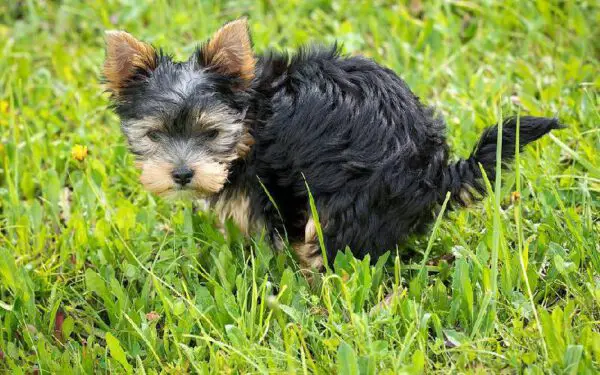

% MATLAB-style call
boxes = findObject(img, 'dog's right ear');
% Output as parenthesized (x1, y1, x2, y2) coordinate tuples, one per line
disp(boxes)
(103, 31, 157, 96)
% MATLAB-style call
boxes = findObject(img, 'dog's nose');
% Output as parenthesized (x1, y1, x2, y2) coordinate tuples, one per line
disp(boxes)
(172, 167, 194, 186)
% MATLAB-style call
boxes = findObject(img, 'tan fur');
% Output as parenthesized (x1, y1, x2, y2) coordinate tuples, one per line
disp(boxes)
(137, 160, 175, 195)
(459, 188, 473, 206)
(123, 117, 163, 154)
(189, 160, 229, 195)
(137, 158, 228, 197)
(192, 106, 254, 160)
(201, 19, 255, 86)
(212, 190, 261, 236)
(458, 183, 480, 206)
(104, 31, 157, 95)
(236, 130, 255, 158)
(126, 117, 163, 133)
(292, 217, 324, 271)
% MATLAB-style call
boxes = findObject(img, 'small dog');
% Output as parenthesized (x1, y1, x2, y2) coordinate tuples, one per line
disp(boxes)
(103, 19, 561, 271)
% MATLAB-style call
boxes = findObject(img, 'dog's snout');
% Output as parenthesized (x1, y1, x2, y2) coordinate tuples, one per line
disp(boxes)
(172, 166, 194, 186)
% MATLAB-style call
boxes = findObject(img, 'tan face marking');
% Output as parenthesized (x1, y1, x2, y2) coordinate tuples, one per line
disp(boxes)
(136, 158, 228, 198)
(137, 160, 175, 195)
(190, 105, 254, 160)
(124, 117, 164, 155)
(189, 160, 229, 195)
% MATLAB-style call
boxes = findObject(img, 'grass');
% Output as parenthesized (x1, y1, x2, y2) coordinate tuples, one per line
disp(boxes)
(1, 0, 599, 373)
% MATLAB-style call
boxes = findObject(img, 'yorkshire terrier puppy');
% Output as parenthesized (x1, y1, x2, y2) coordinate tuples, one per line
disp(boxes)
(103, 19, 561, 271)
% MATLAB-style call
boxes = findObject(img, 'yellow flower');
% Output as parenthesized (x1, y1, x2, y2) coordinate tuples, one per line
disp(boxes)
(71, 144, 88, 161)
(0, 100, 8, 126)
(511, 191, 521, 203)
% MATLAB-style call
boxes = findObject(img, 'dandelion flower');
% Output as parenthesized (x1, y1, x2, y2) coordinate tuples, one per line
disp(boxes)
(71, 144, 88, 161)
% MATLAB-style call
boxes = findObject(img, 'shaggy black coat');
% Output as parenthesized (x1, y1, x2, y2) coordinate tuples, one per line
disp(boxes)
(228, 46, 560, 261)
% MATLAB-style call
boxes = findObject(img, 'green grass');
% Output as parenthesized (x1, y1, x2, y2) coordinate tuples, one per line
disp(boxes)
(1, 0, 599, 373)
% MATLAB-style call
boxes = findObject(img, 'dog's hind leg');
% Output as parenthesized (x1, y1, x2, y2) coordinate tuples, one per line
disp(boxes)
(291, 217, 324, 274)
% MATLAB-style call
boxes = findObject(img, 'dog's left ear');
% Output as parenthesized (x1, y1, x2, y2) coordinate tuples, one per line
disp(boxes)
(197, 18, 255, 87)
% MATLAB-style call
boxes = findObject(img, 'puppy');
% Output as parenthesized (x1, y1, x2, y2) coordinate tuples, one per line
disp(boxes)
(103, 19, 561, 271)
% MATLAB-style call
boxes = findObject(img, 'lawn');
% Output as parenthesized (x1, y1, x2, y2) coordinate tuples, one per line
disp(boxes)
(1, 0, 599, 373)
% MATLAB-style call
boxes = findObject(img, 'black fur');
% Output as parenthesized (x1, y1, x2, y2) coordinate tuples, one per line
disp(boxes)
(107, 36, 561, 264)
(231, 46, 560, 261)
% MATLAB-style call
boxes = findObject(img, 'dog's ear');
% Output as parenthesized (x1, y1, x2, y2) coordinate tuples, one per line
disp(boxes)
(103, 31, 158, 96)
(197, 18, 255, 87)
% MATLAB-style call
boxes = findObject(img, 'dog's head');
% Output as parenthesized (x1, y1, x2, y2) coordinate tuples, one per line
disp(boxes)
(103, 19, 255, 198)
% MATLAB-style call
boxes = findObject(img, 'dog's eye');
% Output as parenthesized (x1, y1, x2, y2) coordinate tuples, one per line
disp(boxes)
(146, 130, 161, 142)
(205, 129, 219, 140)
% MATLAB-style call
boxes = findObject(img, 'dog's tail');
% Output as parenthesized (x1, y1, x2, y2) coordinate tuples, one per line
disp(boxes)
(441, 116, 562, 205)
